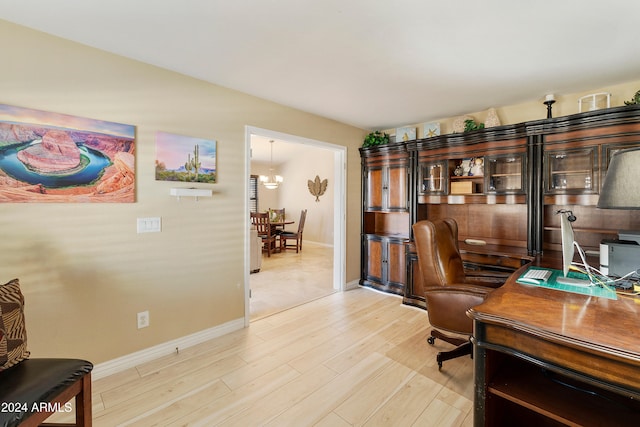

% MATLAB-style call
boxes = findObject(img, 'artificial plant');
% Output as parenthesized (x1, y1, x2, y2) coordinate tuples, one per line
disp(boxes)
(362, 131, 390, 147)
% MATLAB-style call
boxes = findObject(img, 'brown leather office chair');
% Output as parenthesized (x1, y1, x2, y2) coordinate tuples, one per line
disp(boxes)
(412, 218, 504, 368)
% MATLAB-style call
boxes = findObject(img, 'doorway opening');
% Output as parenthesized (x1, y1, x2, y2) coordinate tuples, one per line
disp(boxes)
(244, 126, 346, 325)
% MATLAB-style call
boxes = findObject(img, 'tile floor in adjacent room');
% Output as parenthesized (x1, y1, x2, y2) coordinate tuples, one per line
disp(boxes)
(250, 242, 336, 321)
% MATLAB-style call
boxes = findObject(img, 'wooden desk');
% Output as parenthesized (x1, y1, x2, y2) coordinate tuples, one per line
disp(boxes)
(469, 254, 640, 426)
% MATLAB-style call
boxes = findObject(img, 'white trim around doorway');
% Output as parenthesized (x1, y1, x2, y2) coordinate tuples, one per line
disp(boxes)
(244, 126, 347, 327)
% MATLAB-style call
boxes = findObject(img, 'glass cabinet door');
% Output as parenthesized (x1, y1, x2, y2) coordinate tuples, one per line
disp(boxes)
(486, 154, 524, 193)
(545, 148, 597, 194)
(418, 161, 448, 195)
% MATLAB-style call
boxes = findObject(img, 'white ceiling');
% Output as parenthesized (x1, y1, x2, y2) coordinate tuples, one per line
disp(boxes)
(2, 0, 639, 134)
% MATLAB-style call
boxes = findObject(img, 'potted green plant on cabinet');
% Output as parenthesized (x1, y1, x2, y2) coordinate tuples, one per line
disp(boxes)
(362, 131, 390, 147)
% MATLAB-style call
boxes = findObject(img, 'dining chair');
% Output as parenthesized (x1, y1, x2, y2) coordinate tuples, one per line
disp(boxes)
(280, 209, 307, 253)
(269, 208, 285, 222)
(251, 212, 277, 257)
(269, 208, 286, 234)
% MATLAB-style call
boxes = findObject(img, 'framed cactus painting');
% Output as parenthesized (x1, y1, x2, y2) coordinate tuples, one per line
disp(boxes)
(155, 132, 217, 183)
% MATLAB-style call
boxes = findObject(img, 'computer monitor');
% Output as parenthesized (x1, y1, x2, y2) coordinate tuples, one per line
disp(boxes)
(557, 212, 592, 286)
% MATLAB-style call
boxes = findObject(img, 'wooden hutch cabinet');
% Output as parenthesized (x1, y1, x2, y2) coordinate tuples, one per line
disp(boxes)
(360, 105, 640, 306)
(404, 125, 532, 308)
(529, 107, 640, 254)
(363, 235, 406, 293)
(360, 143, 411, 295)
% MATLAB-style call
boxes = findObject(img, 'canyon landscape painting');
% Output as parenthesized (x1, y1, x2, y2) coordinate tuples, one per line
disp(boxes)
(0, 104, 135, 202)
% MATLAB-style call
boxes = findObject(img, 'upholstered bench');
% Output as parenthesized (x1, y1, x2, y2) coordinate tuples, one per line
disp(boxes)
(1, 278, 93, 426)
(0, 358, 93, 427)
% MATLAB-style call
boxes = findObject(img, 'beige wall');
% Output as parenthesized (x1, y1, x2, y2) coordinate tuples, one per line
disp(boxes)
(0, 20, 366, 364)
(252, 145, 335, 245)
(278, 147, 335, 246)
(384, 81, 640, 136)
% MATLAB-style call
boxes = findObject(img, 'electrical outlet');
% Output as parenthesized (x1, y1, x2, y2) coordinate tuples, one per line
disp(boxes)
(137, 311, 149, 329)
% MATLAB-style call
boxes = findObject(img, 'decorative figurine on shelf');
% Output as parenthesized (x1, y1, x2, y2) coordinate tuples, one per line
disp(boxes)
(470, 157, 484, 176)
(484, 108, 501, 128)
(461, 159, 472, 176)
(453, 115, 473, 133)
(454, 164, 464, 176)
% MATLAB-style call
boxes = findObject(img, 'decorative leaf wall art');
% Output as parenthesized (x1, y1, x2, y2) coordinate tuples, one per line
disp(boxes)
(307, 175, 328, 202)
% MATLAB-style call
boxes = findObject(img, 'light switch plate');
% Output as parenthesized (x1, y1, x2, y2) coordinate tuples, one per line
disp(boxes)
(137, 217, 161, 233)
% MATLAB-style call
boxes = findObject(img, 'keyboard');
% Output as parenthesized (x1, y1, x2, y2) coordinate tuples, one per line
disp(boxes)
(521, 268, 552, 282)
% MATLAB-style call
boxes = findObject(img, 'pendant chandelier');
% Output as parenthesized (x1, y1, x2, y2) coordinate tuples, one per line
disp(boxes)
(259, 140, 283, 189)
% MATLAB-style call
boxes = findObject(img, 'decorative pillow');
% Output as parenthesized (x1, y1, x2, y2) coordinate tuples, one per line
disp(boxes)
(0, 278, 30, 371)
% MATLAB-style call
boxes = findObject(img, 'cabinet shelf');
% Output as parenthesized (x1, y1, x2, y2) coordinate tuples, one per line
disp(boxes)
(550, 170, 590, 175)
(544, 194, 600, 205)
(491, 173, 520, 177)
(419, 194, 527, 205)
(544, 225, 620, 235)
(363, 232, 409, 239)
(488, 357, 640, 426)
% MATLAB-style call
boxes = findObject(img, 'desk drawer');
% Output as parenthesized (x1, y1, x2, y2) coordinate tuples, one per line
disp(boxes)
(462, 252, 526, 271)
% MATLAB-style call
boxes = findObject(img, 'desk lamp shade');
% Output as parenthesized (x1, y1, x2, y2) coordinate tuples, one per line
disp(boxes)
(597, 147, 640, 209)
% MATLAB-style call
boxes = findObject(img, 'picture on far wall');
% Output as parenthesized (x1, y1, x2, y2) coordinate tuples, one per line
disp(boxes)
(155, 132, 217, 183)
(0, 103, 135, 203)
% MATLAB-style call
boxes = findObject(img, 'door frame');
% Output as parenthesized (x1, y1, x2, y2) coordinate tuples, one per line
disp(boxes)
(244, 125, 347, 326)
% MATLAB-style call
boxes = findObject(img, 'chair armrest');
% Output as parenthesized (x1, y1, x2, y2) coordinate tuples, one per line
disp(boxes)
(464, 271, 508, 288)
(424, 285, 492, 335)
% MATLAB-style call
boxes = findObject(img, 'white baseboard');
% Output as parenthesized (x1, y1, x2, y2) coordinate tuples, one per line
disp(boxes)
(92, 317, 245, 380)
(344, 279, 360, 291)
(303, 240, 334, 248)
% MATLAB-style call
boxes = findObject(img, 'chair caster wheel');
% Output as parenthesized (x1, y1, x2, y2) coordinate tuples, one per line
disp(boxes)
(427, 336, 435, 345)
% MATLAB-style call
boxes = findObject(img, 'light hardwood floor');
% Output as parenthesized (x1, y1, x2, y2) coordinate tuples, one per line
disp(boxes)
(50, 243, 474, 426)
(72, 286, 474, 426)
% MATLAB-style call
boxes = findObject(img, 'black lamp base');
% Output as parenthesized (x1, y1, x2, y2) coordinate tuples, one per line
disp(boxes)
(544, 100, 556, 119)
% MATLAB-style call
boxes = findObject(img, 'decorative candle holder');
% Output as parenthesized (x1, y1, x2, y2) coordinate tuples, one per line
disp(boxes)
(544, 94, 556, 118)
